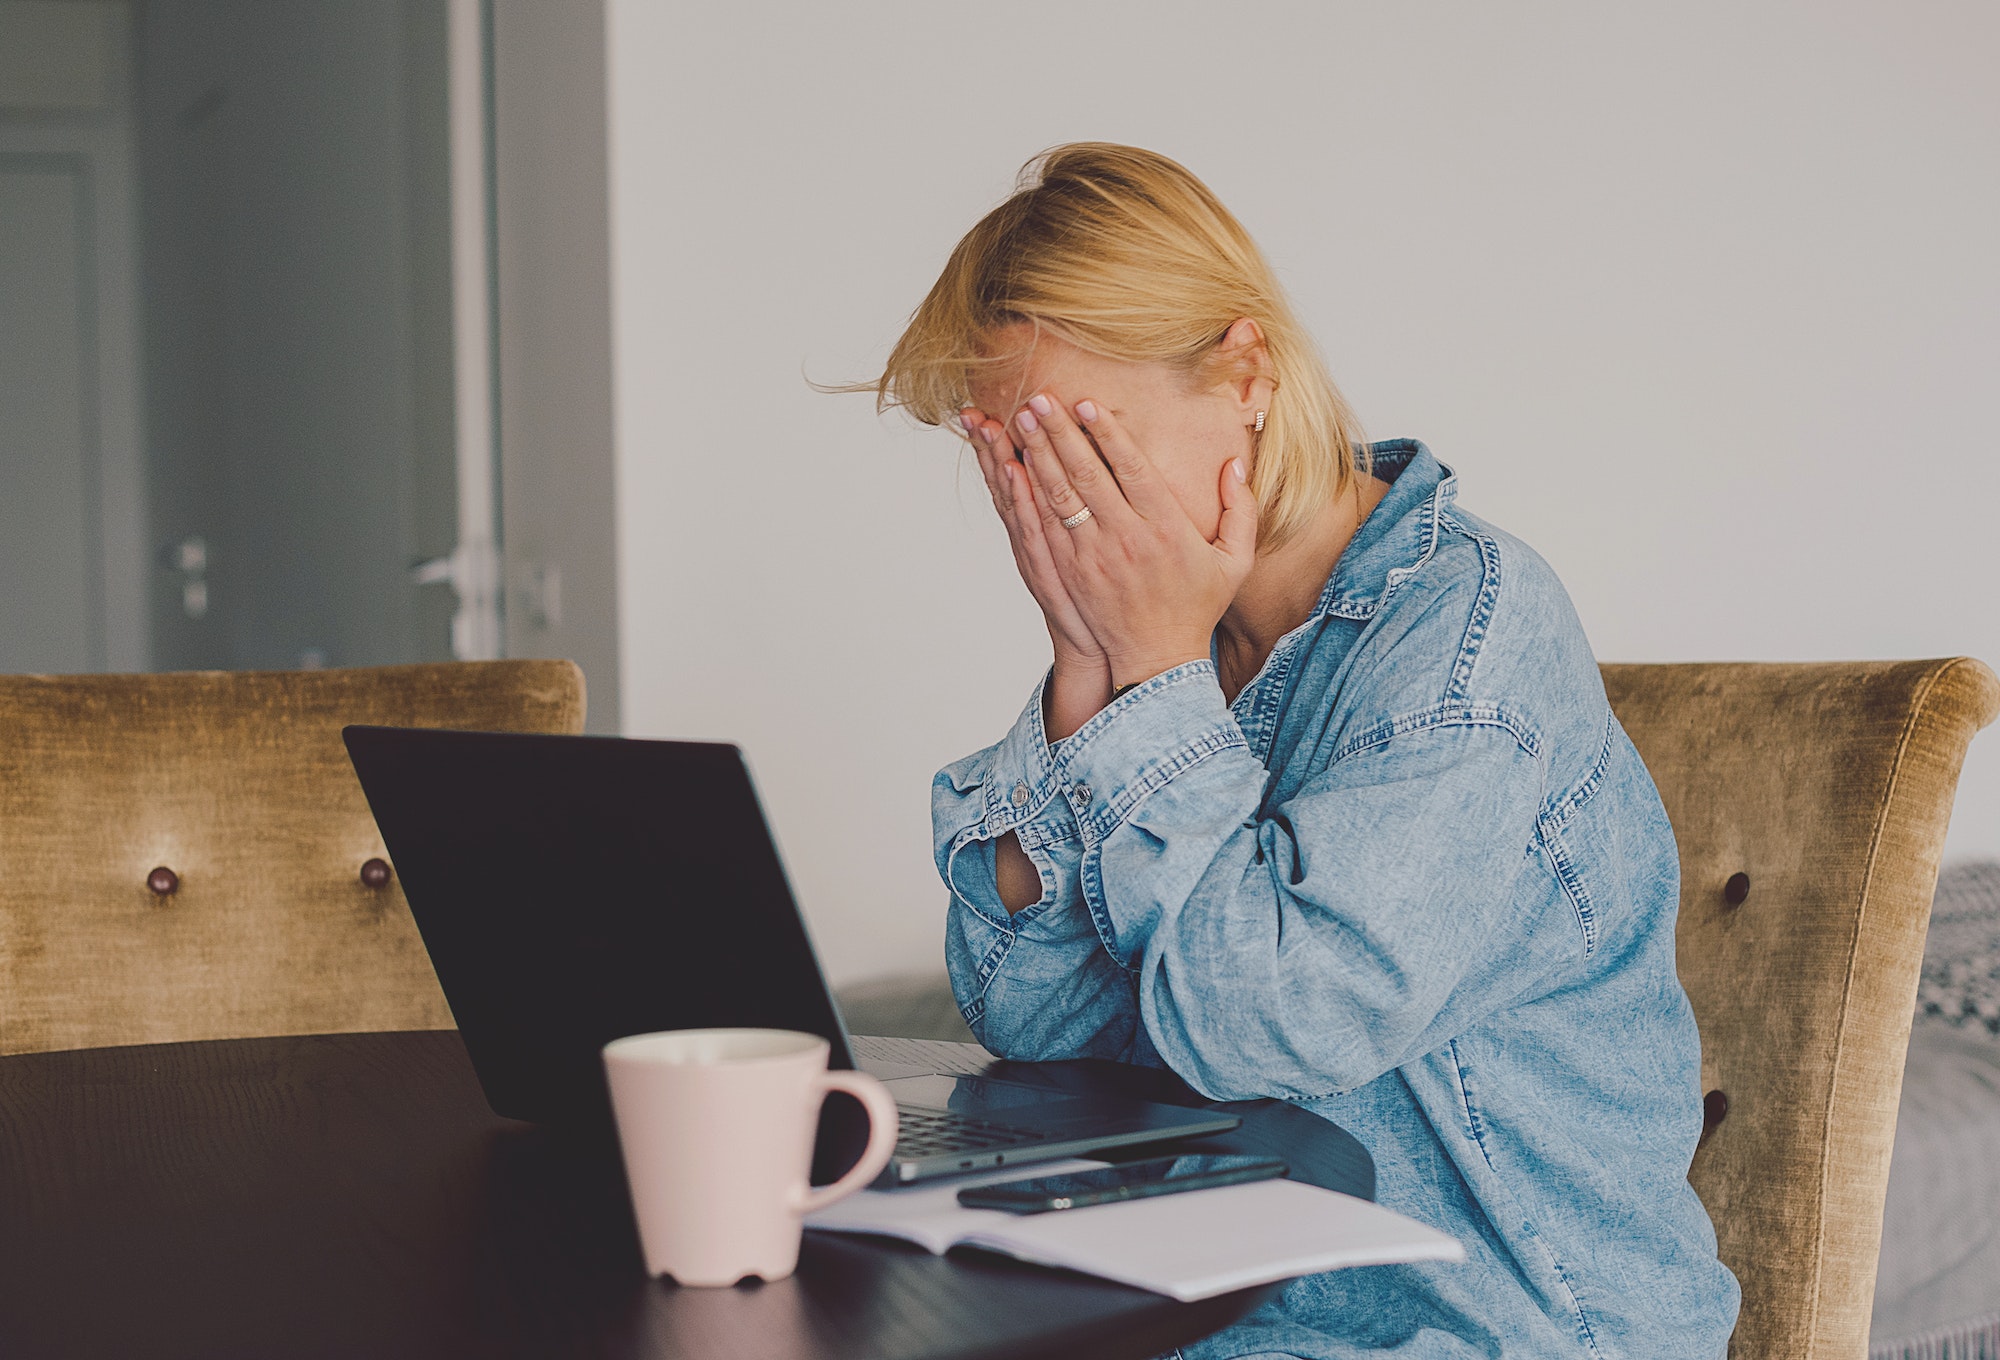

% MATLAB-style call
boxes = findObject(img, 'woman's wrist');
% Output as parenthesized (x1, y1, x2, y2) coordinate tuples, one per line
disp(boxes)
(1044, 652, 1111, 743)
(1107, 648, 1210, 692)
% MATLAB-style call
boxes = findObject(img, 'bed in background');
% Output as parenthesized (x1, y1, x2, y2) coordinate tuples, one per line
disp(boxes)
(1872, 860, 2000, 1360)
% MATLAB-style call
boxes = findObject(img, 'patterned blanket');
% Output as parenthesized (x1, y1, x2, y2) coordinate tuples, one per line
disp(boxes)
(1916, 860, 2000, 1036)
(1872, 860, 2000, 1360)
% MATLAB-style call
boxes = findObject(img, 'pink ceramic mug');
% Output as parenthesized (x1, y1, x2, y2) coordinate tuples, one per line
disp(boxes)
(602, 1027, 898, 1285)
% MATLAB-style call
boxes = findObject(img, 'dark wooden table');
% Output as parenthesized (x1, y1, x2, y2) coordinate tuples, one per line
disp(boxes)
(0, 1031, 1374, 1360)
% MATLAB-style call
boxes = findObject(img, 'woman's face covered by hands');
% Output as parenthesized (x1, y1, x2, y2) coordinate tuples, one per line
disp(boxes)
(964, 323, 1259, 541)
(956, 320, 1271, 693)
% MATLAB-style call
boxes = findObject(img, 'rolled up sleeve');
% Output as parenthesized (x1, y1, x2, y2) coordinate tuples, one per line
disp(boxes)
(1051, 664, 1582, 1103)
(932, 672, 1142, 1059)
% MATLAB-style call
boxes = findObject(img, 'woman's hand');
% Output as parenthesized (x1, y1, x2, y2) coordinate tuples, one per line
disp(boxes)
(1011, 393, 1258, 689)
(960, 407, 1111, 740)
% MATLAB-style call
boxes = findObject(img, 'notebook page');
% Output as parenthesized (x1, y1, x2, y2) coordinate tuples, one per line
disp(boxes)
(957, 1176, 1463, 1301)
(806, 1166, 1461, 1300)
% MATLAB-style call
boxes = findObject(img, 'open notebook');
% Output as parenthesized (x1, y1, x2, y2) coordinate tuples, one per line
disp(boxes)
(805, 1160, 1463, 1302)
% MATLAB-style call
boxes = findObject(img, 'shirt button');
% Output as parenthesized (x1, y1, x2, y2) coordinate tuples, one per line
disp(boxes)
(1011, 783, 1030, 808)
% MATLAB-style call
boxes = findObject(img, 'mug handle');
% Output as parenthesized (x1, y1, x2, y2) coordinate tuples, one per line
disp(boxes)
(797, 1070, 899, 1214)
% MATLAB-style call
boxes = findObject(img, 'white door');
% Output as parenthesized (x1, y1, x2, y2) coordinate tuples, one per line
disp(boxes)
(4, 1, 614, 698)
(139, 0, 469, 673)
(0, 0, 144, 674)
(0, 160, 99, 671)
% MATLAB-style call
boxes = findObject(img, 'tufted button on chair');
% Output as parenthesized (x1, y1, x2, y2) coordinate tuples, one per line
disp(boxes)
(1601, 658, 2000, 1360)
(0, 661, 585, 1057)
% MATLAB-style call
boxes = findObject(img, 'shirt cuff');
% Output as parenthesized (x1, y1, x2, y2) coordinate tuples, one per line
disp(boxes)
(975, 669, 1093, 842)
(1050, 659, 1248, 846)
(940, 671, 1084, 933)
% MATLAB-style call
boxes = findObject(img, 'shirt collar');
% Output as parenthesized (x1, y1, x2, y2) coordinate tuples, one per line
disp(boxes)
(1314, 439, 1456, 621)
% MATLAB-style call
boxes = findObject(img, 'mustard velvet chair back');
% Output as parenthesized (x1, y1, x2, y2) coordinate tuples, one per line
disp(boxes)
(0, 661, 586, 1058)
(1600, 659, 2000, 1360)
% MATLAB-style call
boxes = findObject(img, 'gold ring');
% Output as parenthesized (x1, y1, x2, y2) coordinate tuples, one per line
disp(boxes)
(1060, 507, 1093, 529)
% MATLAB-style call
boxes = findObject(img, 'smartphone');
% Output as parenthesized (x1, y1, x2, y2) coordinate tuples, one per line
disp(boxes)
(955, 1154, 1288, 1214)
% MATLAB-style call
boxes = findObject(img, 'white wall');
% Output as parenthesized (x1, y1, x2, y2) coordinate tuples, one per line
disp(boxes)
(606, 1, 2000, 988)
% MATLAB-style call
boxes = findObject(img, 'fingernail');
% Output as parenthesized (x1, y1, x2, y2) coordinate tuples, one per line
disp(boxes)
(978, 424, 997, 443)
(1016, 406, 1040, 433)
(1027, 393, 1052, 417)
(1232, 458, 1247, 482)
(1075, 400, 1099, 423)
(959, 411, 976, 432)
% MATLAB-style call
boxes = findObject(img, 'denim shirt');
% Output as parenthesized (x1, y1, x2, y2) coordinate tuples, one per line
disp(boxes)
(932, 443, 1740, 1359)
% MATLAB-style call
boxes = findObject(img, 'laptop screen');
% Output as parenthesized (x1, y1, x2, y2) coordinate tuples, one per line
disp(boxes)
(342, 725, 858, 1130)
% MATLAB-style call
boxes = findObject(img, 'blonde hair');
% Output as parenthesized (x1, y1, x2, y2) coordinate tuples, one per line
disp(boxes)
(857, 142, 1365, 550)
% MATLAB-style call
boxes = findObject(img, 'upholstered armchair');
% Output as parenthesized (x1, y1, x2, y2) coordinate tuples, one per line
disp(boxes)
(0, 661, 585, 1057)
(1602, 659, 1999, 1359)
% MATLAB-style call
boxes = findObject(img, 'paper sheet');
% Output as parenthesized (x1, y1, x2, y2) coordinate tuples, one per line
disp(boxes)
(805, 1162, 1463, 1301)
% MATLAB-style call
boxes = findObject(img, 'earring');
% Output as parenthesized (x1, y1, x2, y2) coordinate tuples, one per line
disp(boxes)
(1252, 410, 1266, 433)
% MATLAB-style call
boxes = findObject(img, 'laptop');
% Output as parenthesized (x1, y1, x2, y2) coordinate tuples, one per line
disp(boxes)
(341, 725, 1239, 1184)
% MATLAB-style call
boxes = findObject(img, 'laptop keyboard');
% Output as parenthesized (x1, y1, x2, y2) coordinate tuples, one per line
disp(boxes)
(847, 1036, 1052, 1162)
(895, 1107, 1044, 1159)
(851, 1034, 995, 1076)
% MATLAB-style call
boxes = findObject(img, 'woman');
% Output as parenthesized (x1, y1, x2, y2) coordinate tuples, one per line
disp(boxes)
(864, 143, 1739, 1358)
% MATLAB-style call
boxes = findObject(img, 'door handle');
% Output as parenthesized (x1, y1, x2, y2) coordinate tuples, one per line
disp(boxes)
(410, 554, 456, 587)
